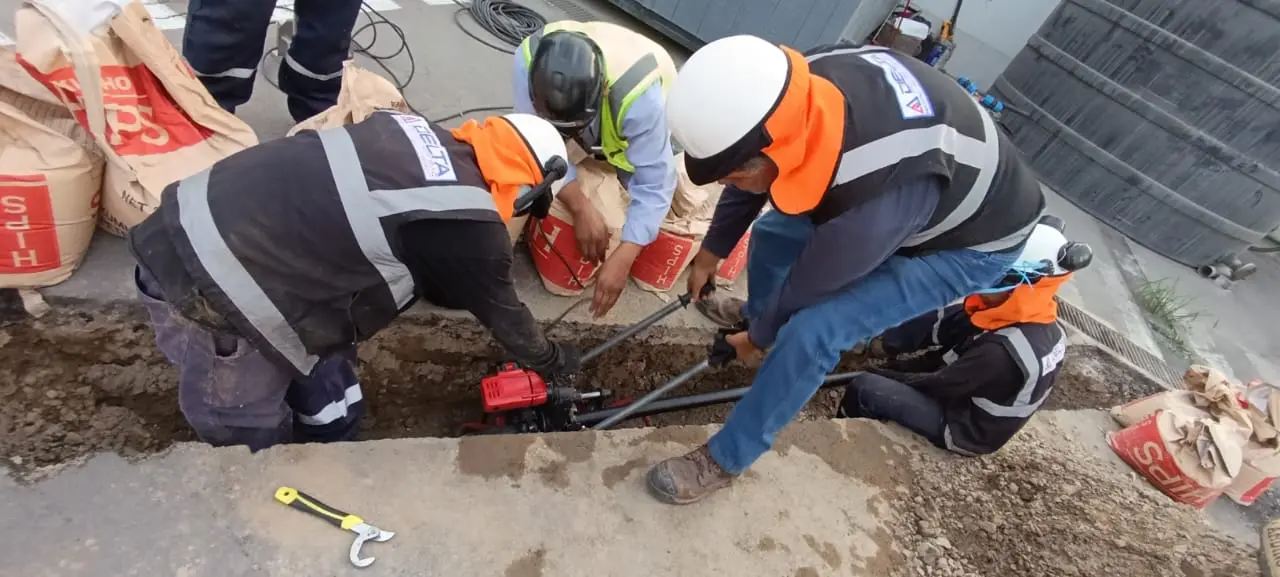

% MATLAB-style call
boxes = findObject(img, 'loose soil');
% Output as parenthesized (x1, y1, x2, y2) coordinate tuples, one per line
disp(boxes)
(881, 417, 1258, 577)
(1, 306, 1176, 472)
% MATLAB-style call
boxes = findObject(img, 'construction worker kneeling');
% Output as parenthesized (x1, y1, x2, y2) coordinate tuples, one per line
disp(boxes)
(647, 36, 1047, 505)
(127, 111, 578, 451)
(514, 20, 679, 316)
(839, 220, 1094, 456)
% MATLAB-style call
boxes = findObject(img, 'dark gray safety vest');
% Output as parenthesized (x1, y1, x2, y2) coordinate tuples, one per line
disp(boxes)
(804, 45, 1044, 254)
(152, 111, 505, 376)
(931, 314, 1067, 456)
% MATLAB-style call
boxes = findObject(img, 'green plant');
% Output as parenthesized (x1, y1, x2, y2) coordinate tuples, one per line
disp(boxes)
(1133, 278, 1201, 357)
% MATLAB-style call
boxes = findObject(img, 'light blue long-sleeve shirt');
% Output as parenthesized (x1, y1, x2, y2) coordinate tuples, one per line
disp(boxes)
(512, 51, 676, 246)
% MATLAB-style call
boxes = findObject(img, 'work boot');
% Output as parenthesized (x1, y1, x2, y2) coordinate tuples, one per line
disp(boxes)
(646, 444, 737, 505)
(695, 295, 746, 329)
(1262, 516, 1280, 577)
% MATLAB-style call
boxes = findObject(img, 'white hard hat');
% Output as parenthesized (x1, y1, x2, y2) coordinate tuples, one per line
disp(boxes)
(667, 35, 789, 167)
(1015, 223, 1070, 276)
(502, 112, 569, 185)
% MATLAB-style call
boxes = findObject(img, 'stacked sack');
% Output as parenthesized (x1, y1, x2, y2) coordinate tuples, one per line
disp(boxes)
(525, 141, 627, 296)
(1108, 365, 1280, 508)
(525, 147, 757, 297)
(15, 0, 257, 236)
(0, 71, 102, 288)
(627, 155, 721, 293)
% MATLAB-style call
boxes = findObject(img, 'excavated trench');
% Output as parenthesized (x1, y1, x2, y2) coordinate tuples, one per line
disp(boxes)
(0, 303, 1166, 475)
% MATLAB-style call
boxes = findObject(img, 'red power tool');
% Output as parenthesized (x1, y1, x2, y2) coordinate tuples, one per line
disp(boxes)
(481, 363, 549, 412)
(472, 290, 705, 433)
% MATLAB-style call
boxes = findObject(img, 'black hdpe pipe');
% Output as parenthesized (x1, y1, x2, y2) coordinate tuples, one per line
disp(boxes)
(579, 371, 865, 428)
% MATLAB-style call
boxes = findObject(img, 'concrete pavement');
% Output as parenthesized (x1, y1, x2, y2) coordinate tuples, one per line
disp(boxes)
(1, 420, 913, 577)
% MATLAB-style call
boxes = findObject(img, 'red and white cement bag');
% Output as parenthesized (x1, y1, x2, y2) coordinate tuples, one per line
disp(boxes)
(15, 0, 258, 236)
(715, 230, 750, 287)
(630, 154, 723, 293)
(1108, 409, 1247, 509)
(527, 144, 626, 296)
(0, 86, 103, 288)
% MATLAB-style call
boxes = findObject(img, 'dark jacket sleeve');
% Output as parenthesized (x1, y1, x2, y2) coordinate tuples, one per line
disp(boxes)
(701, 185, 769, 258)
(879, 303, 980, 373)
(876, 340, 1022, 400)
(397, 219, 556, 368)
(746, 175, 941, 349)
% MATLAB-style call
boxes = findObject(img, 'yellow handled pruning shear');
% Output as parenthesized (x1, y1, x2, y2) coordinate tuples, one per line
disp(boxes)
(274, 486, 395, 568)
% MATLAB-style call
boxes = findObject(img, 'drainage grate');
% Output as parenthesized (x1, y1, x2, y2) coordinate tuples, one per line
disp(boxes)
(1055, 296, 1184, 389)
(541, 0, 597, 21)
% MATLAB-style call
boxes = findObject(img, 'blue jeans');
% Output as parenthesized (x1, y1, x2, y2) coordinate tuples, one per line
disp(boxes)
(707, 211, 1018, 473)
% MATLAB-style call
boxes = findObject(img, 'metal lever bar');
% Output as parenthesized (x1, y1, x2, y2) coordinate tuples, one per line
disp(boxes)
(590, 359, 713, 430)
(583, 371, 865, 429)
(581, 292, 696, 364)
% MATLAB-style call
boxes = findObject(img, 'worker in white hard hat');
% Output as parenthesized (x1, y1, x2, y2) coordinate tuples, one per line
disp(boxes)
(840, 218, 1093, 456)
(127, 111, 580, 451)
(646, 36, 1047, 505)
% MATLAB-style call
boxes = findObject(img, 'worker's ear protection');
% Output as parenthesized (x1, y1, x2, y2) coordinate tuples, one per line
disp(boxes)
(513, 156, 569, 220)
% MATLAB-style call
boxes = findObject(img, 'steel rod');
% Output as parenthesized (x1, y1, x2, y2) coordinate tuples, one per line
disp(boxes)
(581, 295, 690, 364)
(590, 359, 712, 430)
(578, 371, 865, 427)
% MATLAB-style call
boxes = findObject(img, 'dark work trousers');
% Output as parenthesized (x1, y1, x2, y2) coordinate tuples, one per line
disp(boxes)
(135, 267, 363, 451)
(181, 0, 364, 121)
(838, 372, 947, 449)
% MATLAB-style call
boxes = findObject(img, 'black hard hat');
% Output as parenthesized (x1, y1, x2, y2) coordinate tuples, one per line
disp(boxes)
(528, 30, 605, 137)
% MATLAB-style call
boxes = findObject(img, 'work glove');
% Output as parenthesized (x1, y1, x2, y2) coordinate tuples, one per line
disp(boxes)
(708, 328, 739, 368)
(529, 339, 582, 378)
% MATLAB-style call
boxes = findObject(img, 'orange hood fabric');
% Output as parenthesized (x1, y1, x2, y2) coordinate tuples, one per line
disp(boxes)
(450, 117, 544, 223)
(964, 273, 1073, 331)
(763, 46, 848, 215)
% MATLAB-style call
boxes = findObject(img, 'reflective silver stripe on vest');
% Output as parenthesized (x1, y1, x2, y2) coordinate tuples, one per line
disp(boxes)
(827, 62, 1001, 249)
(965, 216, 1040, 253)
(930, 307, 945, 345)
(943, 426, 979, 457)
(608, 52, 659, 117)
(176, 168, 320, 375)
(316, 127, 501, 309)
(806, 45, 890, 62)
(972, 327, 1054, 418)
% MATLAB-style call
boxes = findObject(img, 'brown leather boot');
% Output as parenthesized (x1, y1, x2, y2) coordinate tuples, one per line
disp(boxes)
(695, 295, 747, 329)
(646, 444, 737, 505)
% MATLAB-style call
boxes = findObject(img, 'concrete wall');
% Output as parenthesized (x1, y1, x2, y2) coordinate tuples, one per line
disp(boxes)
(908, 0, 1059, 89)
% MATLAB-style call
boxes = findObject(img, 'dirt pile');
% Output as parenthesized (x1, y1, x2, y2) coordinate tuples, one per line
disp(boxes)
(886, 418, 1257, 577)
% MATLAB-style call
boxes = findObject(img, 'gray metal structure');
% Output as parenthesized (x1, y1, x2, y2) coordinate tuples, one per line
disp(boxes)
(602, 0, 898, 51)
(991, 0, 1280, 267)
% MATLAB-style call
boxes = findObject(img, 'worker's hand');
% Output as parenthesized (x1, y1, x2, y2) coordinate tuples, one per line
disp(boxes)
(686, 248, 721, 303)
(532, 340, 582, 378)
(590, 243, 641, 318)
(726, 331, 764, 365)
(556, 181, 609, 263)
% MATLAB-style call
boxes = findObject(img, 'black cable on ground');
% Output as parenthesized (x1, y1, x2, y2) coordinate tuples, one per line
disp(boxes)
(253, 0, 543, 122)
(451, 0, 546, 54)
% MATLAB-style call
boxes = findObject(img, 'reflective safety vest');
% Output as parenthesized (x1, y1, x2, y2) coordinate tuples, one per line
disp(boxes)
(520, 20, 677, 173)
(138, 111, 505, 377)
(801, 45, 1044, 254)
(924, 307, 1066, 456)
